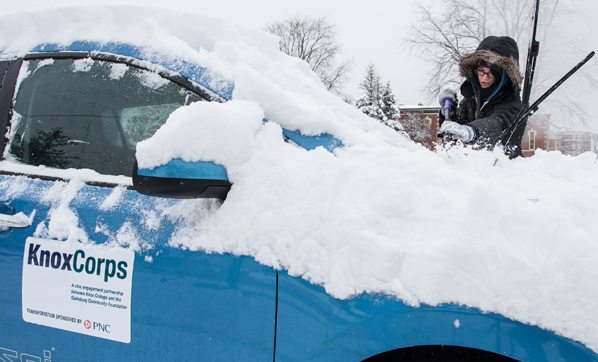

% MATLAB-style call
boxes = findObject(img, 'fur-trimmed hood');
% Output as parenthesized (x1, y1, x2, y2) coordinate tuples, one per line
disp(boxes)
(459, 36, 523, 89)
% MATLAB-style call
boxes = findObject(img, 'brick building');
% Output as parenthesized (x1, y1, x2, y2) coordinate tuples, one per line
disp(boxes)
(520, 114, 550, 157)
(398, 104, 441, 150)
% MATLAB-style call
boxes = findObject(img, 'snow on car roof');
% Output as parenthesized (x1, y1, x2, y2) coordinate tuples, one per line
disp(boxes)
(2, 5, 598, 353)
(0, 4, 404, 148)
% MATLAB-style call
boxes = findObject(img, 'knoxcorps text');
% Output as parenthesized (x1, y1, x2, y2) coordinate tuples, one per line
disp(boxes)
(27, 243, 128, 282)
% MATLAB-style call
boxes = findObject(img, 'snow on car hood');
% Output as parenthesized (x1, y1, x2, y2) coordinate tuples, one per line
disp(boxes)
(2, 5, 598, 353)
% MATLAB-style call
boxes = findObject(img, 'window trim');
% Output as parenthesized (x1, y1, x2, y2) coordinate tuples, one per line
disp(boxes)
(0, 58, 23, 153)
(528, 129, 537, 150)
(0, 168, 131, 189)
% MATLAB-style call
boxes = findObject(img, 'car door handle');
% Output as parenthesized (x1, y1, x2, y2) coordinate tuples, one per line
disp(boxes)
(0, 212, 32, 228)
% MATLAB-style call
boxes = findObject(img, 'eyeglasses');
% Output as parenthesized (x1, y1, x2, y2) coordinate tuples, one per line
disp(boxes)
(476, 67, 495, 79)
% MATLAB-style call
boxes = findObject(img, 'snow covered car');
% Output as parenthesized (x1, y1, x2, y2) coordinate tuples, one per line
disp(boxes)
(1, 6, 598, 362)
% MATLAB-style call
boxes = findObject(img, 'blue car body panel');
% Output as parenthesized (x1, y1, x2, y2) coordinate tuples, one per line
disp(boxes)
(281, 128, 343, 152)
(275, 271, 596, 361)
(0, 41, 597, 362)
(0, 175, 276, 361)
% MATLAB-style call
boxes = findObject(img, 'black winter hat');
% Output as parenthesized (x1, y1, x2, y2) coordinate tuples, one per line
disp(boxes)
(476, 36, 519, 64)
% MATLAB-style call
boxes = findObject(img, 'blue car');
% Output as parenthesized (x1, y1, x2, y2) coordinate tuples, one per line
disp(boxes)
(0, 17, 597, 362)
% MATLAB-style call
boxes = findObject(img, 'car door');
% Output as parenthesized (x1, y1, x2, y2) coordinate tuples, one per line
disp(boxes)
(0, 53, 276, 361)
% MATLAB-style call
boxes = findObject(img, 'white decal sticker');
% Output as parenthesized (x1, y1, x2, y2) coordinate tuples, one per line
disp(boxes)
(22, 237, 135, 343)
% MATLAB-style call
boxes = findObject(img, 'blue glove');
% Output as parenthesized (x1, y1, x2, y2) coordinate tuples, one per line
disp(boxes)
(439, 121, 476, 143)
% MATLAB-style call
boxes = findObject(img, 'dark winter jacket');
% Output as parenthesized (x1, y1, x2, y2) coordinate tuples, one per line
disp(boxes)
(442, 36, 524, 154)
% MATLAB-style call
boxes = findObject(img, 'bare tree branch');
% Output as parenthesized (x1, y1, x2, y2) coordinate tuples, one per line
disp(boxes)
(265, 15, 352, 96)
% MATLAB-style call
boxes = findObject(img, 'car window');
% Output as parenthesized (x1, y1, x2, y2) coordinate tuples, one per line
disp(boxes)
(6, 57, 203, 177)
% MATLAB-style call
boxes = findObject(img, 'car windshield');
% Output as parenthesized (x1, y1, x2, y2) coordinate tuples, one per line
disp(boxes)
(7, 57, 203, 177)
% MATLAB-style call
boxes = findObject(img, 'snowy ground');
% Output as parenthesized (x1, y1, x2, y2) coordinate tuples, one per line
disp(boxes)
(1, 5, 598, 353)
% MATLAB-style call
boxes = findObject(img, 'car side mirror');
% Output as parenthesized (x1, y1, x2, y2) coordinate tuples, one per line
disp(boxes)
(132, 159, 231, 199)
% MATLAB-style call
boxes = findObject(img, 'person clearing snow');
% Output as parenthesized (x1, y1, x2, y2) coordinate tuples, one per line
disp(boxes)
(437, 36, 523, 154)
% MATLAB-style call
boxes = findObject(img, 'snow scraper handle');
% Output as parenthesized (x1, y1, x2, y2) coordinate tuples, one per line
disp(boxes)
(444, 98, 453, 121)
(437, 98, 454, 141)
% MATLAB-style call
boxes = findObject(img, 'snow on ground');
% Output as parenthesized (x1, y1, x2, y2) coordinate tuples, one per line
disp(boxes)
(2, 5, 598, 352)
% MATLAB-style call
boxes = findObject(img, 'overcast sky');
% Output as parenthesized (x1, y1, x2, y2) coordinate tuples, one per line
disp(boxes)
(3, 0, 597, 110)
(1, 0, 429, 105)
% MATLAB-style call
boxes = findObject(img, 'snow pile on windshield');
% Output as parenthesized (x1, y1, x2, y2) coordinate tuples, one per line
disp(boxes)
(2, 5, 598, 353)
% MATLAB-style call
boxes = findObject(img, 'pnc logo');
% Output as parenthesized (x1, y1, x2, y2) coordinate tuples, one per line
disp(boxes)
(83, 319, 111, 334)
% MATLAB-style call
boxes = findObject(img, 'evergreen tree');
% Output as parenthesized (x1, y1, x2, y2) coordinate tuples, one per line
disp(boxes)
(356, 64, 402, 131)
(380, 82, 402, 131)
(356, 63, 383, 120)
